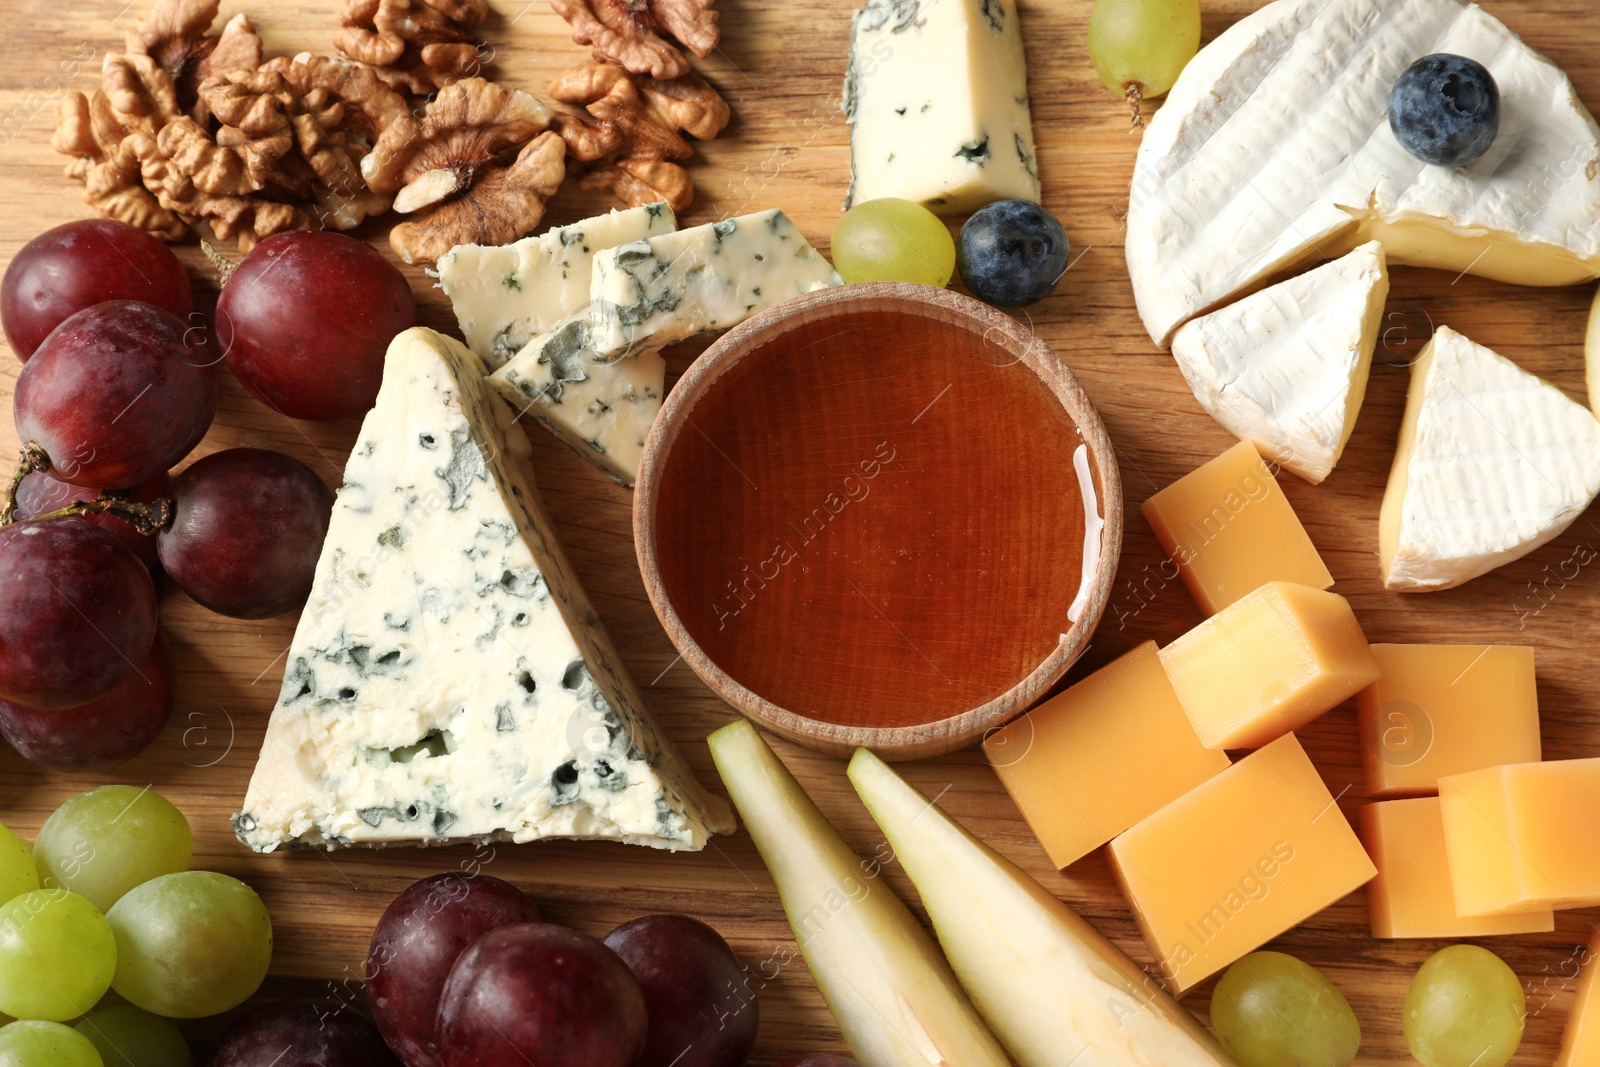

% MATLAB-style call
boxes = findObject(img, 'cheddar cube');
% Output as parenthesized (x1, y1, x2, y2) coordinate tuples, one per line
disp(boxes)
(1359, 797, 1552, 939)
(1108, 733, 1376, 995)
(1440, 758, 1600, 915)
(1141, 441, 1333, 615)
(1358, 645, 1541, 797)
(983, 642, 1230, 869)
(1160, 582, 1380, 750)
(1556, 928, 1600, 1067)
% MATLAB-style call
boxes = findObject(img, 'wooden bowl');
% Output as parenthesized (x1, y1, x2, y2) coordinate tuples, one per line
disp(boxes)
(634, 283, 1123, 759)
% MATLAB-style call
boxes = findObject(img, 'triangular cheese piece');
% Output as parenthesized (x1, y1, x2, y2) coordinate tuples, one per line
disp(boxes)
(1380, 326, 1600, 591)
(1172, 241, 1388, 484)
(234, 328, 733, 852)
(1128, 0, 1600, 347)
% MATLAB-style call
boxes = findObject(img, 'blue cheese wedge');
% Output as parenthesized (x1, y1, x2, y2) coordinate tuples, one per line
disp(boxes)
(436, 203, 677, 369)
(491, 315, 666, 486)
(843, 0, 1041, 214)
(233, 327, 732, 852)
(585, 208, 842, 355)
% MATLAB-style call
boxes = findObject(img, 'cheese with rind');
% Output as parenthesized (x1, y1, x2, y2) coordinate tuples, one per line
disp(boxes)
(1379, 326, 1600, 591)
(1128, 0, 1600, 347)
(1170, 242, 1388, 484)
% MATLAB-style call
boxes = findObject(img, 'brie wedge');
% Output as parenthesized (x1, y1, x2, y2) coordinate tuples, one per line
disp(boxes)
(1128, 0, 1600, 347)
(1171, 241, 1389, 484)
(1379, 326, 1600, 591)
(234, 327, 732, 851)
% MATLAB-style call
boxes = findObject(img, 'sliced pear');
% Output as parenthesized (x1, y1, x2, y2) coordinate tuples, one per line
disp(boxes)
(848, 748, 1235, 1067)
(706, 721, 1009, 1067)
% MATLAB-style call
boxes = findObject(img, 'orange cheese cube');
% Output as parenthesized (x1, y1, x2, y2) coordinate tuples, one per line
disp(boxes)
(1159, 582, 1380, 750)
(1556, 929, 1600, 1067)
(1358, 645, 1541, 797)
(1359, 797, 1552, 939)
(983, 642, 1230, 869)
(1141, 441, 1333, 615)
(1440, 758, 1600, 915)
(1107, 733, 1376, 995)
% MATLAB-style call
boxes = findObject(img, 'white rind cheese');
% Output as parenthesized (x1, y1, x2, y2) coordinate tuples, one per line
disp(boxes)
(1128, 0, 1600, 347)
(437, 203, 677, 368)
(844, 0, 1041, 213)
(234, 327, 733, 852)
(490, 314, 666, 487)
(586, 208, 842, 354)
(1379, 326, 1600, 591)
(1171, 241, 1389, 485)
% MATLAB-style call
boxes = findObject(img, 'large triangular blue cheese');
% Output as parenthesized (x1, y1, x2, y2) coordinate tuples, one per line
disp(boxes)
(233, 327, 733, 852)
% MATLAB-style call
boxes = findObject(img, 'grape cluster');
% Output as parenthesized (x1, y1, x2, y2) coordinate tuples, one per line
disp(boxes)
(0, 221, 401, 770)
(0, 786, 272, 1066)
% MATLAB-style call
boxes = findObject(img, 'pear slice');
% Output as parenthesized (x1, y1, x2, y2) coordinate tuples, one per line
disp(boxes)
(706, 721, 1009, 1067)
(848, 748, 1236, 1067)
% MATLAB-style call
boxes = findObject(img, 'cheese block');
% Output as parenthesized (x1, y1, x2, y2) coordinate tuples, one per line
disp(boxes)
(435, 203, 676, 369)
(843, 0, 1041, 214)
(233, 327, 733, 853)
(490, 315, 666, 486)
(1379, 326, 1600, 591)
(1170, 242, 1388, 484)
(1127, 0, 1600, 347)
(586, 208, 842, 355)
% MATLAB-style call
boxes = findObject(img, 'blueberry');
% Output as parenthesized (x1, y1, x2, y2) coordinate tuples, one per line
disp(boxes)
(956, 199, 1070, 307)
(1388, 53, 1500, 167)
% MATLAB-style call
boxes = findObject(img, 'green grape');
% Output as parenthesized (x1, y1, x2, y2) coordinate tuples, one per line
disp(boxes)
(35, 786, 192, 912)
(76, 1005, 192, 1067)
(0, 1020, 105, 1067)
(831, 198, 956, 288)
(1404, 944, 1524, 1067)
(1210, 951, 1360, 1067)
(1087, 0, 1201, 106)
(0, 824, 35, 908)
(108, 871, 271, 1019)
(0, 889, 116, 1021)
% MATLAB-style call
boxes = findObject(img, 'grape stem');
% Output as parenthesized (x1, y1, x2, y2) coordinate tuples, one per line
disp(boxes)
(202, 239, 239, 286)
(0, 443, 49, 526)
(1126, 83, 1146, 131)
(21, 495, 174, 536)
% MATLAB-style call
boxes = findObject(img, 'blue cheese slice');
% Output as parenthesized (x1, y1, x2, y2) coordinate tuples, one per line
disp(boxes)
(490, 315, 666, 486)
(233, 327, 732, 852)
(843, 0, 1041, 214)
(436, 203, 677, 369)
(585, 208, 842, 355)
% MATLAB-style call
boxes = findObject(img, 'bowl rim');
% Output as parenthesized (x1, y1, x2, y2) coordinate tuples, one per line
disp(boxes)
(634, 282, 1124, 759)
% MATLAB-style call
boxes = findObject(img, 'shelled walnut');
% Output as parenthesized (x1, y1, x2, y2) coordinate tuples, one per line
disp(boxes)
(126, 0, 263, 121)
(548, 60, 727, 211)
(550, 0, 718, 80)
(334, 0, 490, 94)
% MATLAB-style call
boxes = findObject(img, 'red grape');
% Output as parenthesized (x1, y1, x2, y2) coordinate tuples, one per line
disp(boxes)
(211, 1001, 401, 1067)
(13, 471, 170, 572)
(0, 517, 157, 710)
(216, 232, 415, 421)
(14, 300, 216, 489)
(158, 448, 333, 619)
(0, 631, 174, 769)
(368, 873, 542, 1067)
(438, 923, 648, 1067)
(2, 219, 192, 361)
(605, 915, 758, 1067)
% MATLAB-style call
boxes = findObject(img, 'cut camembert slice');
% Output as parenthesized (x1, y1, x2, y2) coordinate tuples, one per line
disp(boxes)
(1171, 242, 1388, 484)
(1128, 0, 1600, 347)
(234, 327, 732, 852)
(1380, 326, 1600, 592)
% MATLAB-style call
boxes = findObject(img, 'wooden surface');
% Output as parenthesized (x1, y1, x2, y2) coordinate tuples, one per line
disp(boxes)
(0, 0, 1598, 1062)
(634, 282, 1123, 759)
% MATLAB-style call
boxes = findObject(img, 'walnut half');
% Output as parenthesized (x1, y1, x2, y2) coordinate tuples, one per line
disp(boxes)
(550, 0, 718, 80)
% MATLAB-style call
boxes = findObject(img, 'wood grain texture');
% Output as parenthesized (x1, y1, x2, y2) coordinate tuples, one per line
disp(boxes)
(0, 0, 1596, 1062)
(634, 282, 1122, 759)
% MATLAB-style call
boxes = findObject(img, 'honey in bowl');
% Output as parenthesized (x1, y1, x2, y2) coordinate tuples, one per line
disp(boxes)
(645, 293, 1109, 736)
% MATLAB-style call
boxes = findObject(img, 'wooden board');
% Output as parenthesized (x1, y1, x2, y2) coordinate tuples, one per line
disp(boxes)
(0, 0, 1597, 1061)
